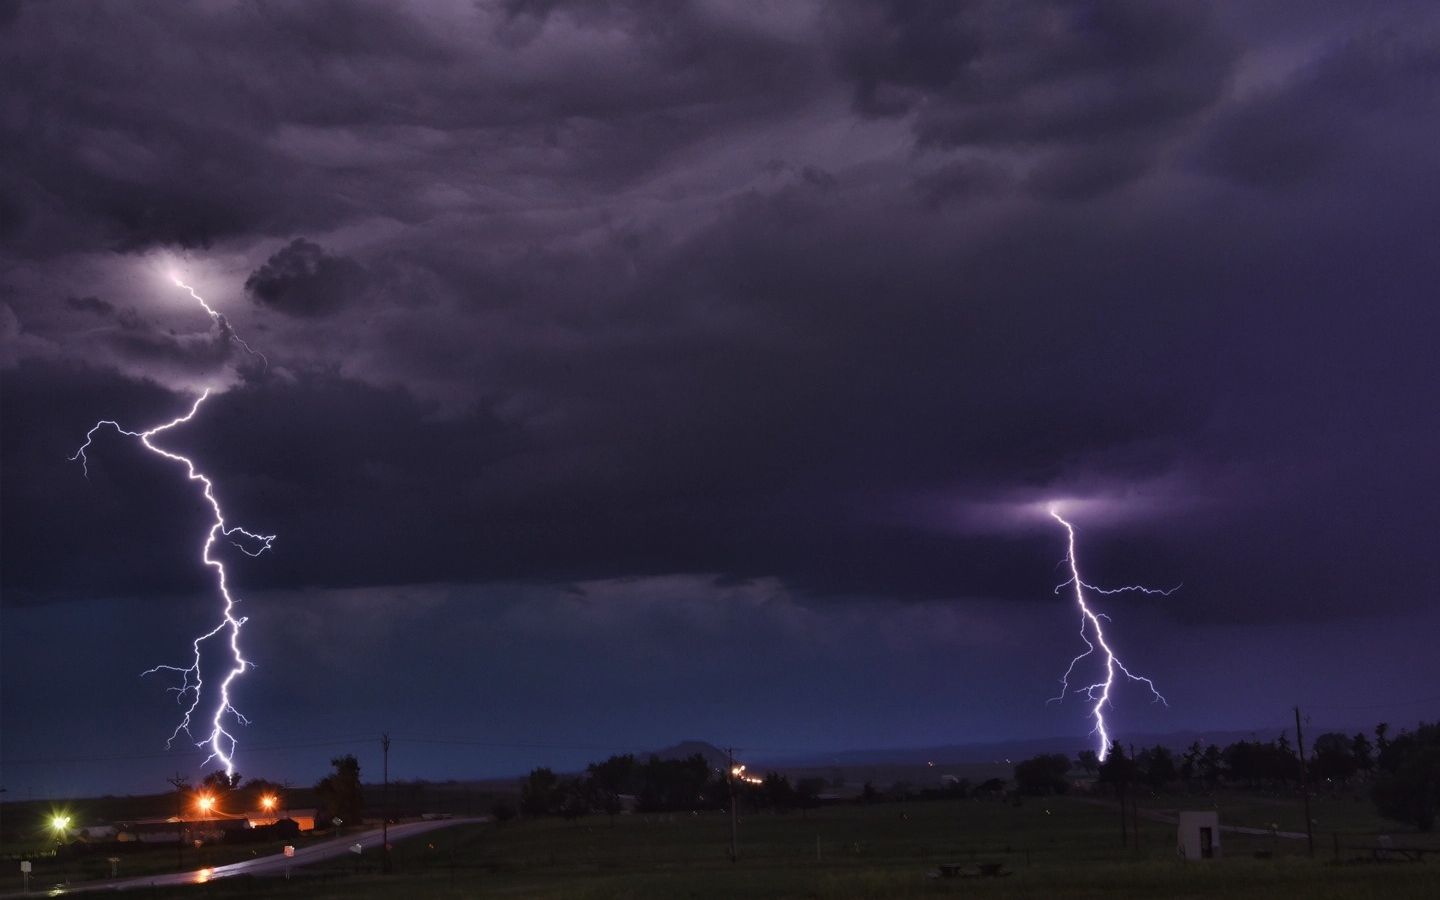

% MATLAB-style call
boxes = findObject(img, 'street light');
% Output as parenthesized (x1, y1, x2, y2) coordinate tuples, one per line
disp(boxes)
(260, 794, 277, 813)
(197, 794, 215, 815)
(51, 814, 72, 886)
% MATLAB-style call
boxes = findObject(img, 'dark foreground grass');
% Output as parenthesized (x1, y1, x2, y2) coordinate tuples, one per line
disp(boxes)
(91, 859, 1440, 900)
(0, 838, 299, 895)
(64, 795, 1439, 899)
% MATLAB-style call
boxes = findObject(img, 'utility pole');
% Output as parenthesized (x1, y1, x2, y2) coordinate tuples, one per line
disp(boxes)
(166, 774, 189, 872)
(1130, 743, 1141, 852)
(1114, 746, 1127, 848)
(1294, 706, 1314, 858)
(726, 747, 738, 863)
(382, 733, 391, 875)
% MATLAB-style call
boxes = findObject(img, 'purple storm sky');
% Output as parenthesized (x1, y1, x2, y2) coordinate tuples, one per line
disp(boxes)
(2, 0, 1439, 797)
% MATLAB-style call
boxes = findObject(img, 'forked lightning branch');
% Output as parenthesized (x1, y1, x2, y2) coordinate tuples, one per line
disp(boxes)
(1047, 507, 1178, 761)
(70, 278, 273, 775)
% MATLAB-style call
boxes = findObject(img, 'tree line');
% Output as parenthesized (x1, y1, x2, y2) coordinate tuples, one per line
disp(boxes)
(1009, 721, 1439, 831)
(188, 754, 365, 830)
(510, 753, 833, 822)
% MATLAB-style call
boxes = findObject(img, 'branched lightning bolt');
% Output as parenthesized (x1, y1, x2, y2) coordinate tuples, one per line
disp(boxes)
(1046, 507, 1170, 761)
(71, 280, 273, 775)
(171, 276, 268, 369)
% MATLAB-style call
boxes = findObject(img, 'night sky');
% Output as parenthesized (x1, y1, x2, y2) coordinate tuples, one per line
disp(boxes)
(3, 1, 1439, 799)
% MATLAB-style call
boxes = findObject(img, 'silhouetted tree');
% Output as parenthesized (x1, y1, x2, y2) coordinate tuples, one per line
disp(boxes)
(557, 777, 592, 821)
(587, 754, 637, 821)
(762, 772, 796, 811)
(1352, 732, 1375, 775)
(201, 770, 242, 794)
(1097, 744, 1136, 794)
(1199, 744, 1223, 789)
(244, 777, 283, 796)
(1180, 742, 1202, 788)
(1014, 754, 1071, 795)
(1076, 749, 1100, 776)
(1223, 738, 1298, 789)
(241, 778, 285, 815)
(1136, 746, 1177, 790)
(520, 767, 560, 817)
(796, 777, 826, 815)
(1372, 722, 1440, 831)
(636, 754, 712, 812)
(1312, 733, 1359, 784)
(860, 781, 880, 804)
(314, 755, 363, 827)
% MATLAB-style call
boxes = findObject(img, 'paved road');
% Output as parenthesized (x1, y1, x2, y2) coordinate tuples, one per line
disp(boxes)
(10, 818, 487, 896)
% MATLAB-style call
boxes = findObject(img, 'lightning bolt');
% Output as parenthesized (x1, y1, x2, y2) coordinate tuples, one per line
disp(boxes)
(171, 276, 268, 368)
(1047, 507, 1171, 761)
(71, 280, 273, 775)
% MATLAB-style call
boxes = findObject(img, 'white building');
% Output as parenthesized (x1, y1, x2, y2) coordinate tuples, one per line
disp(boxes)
(1176, 810, 1221, 860)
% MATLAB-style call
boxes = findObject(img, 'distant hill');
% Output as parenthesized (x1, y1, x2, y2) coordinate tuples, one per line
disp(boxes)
(404, 724, 1375, 797)
(746, 726, 1366, 770)
(646, 739, 731, 770)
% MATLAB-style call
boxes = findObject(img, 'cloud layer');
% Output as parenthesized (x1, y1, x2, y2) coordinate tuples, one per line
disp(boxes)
(4, 1, 1439, 783)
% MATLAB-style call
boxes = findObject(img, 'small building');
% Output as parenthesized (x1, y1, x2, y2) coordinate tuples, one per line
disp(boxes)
(248, 808, 318, 832)
(118, 816, 252, 845)
(1177, 810, 1221, 860)
(118, 819, 185, 844)
(77, 825, 117, 841)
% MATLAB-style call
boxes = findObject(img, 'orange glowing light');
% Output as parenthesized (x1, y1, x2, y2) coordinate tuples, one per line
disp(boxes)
(260, 795, 277, 811)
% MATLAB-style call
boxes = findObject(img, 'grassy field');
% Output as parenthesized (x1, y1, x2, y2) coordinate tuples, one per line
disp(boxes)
(21, 792, 1432, 899)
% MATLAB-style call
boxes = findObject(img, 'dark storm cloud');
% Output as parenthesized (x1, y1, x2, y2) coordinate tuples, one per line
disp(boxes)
(1023, 144, 1152, 201)
(4, 0, 1440, 632)
(914, 158, 1013, 209)
(0, 0, 821, 256)
(0, 360, 521, 602)
(8, 3, 1440, 793)
(835, 0, 1235, 138)
(65, 295, 114, 316)
(245, 238, 367, 317)
(1197, 26, 1440, 187)
(103, 316, 239, 375)
(831, 0, 1237, 198)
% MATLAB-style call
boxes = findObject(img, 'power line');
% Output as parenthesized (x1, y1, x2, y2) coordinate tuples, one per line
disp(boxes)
(3, 734, 764, 769)
(392, 735, 825, 758)
(1298, 694, 1440, 712)
(394, 737, 657, 754)
(0, 736, 377, 767)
